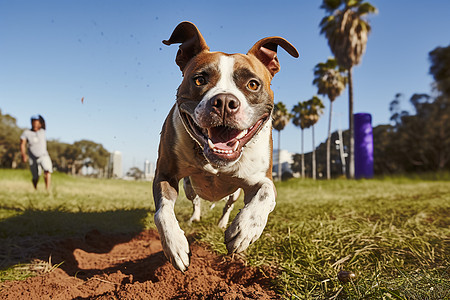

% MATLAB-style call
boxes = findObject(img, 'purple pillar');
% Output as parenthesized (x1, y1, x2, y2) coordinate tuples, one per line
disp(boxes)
(354, 113, 374, 179)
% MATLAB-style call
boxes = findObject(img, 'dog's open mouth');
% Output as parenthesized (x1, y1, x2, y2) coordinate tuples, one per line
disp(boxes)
(180, 111, 269, 163)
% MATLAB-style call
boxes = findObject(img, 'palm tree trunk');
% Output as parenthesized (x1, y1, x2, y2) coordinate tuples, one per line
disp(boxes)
(301, 129, 305, 178)
(348, 67, 355, 179)
(326, 101, 333, 180)
(312, 125, 316, 180)
(278, 130, 281, 181)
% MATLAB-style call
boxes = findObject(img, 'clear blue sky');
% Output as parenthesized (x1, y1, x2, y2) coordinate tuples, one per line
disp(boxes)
(1, 1, 449, 174)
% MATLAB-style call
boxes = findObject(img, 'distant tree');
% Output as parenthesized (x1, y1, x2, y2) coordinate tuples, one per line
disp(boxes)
(73, 140, 109, 174)
(313, 57, 347, 179)
(388, 93, 450, 171)
(0, 110, 24, 168)
(47, 140, 69, 172)
(272, 102, 292, 181)
(389, 93, 410, 126)
(49, 140, 109, 175)
(320, 0, 377, 178)
(63, 144, 83, 174)
(381, 46, 450, 172)
(371, 124, 400, 173)
(126, 167, 144, 180)
(429, 44, 450, 98)
(292, 101, 310, 178)
(305, 96, 325, 179)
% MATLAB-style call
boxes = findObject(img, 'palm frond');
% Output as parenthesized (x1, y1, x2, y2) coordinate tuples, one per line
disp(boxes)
(319, 0, 377, 69)
(357, 2, 378, 15)
(313, 58, 347, 101)
(320, 0, 343, 13)
(273, 101, 292, 131)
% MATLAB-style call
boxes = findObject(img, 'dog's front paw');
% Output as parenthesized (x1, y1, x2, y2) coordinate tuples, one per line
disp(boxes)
(224, 206, 268, 254)
(155, 209, 190, 272)
(162, 226, 190, 272)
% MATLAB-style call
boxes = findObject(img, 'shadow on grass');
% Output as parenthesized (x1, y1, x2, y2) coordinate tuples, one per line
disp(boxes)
(0, 208, 157, 278)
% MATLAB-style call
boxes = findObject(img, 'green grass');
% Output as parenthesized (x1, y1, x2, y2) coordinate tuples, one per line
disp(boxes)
(1, 169, 449, 299)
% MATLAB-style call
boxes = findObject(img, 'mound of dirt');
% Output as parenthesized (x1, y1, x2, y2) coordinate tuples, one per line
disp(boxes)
(1, 230, 278, 299)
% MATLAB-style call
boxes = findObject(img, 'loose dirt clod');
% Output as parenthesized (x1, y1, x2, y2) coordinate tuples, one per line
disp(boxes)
(0, 230, 277, 299)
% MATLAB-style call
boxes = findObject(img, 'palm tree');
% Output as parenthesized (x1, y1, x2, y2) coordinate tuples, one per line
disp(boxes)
(304, 96, 325, 180)
(272, 101, 292, 181)
(319, 0, 377, 178)
(313, 57, 347, 179)
(292, 101, 310, 178)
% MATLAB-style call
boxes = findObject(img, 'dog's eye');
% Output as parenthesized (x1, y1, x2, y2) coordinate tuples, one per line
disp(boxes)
(193, 76, 207, 86)
(247, 80, 260, 91)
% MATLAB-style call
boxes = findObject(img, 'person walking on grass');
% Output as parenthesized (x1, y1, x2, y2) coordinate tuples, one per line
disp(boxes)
(20, 115, 52, 191)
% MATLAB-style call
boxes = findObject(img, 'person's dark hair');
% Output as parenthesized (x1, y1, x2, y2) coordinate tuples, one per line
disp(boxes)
(39, 115, 46, 130)
(31, 115, 46, 130)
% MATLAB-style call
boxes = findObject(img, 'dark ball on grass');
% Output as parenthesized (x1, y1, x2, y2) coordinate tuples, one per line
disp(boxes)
(337, 270, 356, 283)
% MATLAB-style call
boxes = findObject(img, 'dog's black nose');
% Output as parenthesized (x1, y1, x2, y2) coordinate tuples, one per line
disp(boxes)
(210, 93, 240, 117)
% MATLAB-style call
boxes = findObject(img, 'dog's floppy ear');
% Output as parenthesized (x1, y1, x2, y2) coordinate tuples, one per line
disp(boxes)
(163, 21, 210, 72)
(248, 37, 299, 77)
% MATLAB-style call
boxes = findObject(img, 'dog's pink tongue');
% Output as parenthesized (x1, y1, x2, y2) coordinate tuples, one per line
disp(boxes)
(213, 141, 234, 150)
(208, 126, 240, 150)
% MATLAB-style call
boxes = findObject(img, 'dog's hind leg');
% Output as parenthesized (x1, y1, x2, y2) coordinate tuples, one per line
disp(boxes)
(218, 189, 240, 230)
(188, 197, 201, 224)
(183, 177, 201, 224)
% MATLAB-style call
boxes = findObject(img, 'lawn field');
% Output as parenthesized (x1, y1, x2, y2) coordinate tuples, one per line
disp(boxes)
(0, 169, 449, 299)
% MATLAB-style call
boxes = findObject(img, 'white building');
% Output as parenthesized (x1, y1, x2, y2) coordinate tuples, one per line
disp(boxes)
(108, 151, 123, 178)
(272, 149, 294, 178)
(144, 160, 155, 181)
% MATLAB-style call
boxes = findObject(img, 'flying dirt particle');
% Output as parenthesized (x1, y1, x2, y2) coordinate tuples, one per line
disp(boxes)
(81, 97, 84, 104)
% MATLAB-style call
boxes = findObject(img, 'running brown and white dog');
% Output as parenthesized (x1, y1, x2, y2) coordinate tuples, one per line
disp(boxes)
(153, 21, 299, 271)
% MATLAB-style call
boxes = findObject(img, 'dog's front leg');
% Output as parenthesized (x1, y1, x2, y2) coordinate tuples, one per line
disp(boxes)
(153, 176, 190, 271)
(224, 178, 276, 254)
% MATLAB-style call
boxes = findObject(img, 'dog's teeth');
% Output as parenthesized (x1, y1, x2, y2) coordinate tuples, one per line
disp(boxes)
(208, 139, 215, 149)
(210, 142, 238, 155)
(236, 129, 248, 140)
(211, 147, 234, 154)
(233, 141, 239, 151)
